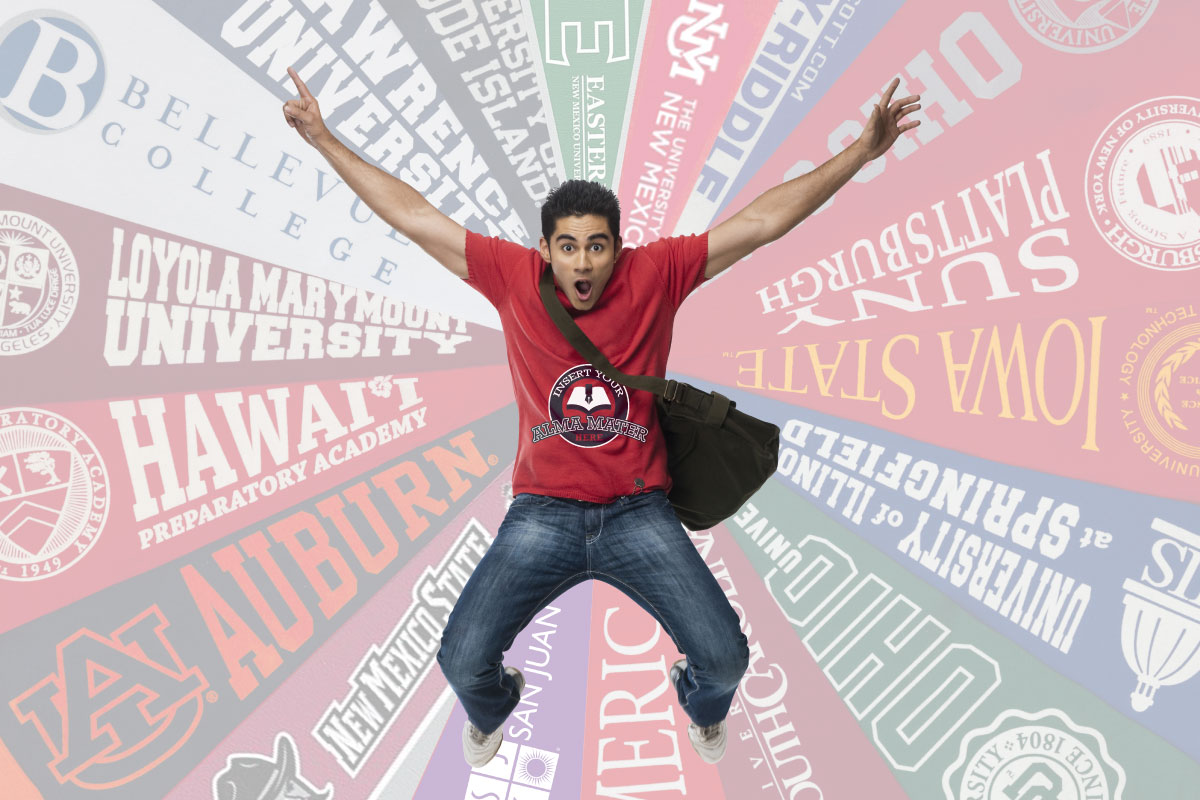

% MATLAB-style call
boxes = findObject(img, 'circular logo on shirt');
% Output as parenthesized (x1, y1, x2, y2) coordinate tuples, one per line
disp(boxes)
(534, 364, 648, 448)
(1085, 97, 1200, 272)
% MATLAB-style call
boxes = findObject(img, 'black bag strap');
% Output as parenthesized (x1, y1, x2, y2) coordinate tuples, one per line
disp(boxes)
(538, 263, 728, 423)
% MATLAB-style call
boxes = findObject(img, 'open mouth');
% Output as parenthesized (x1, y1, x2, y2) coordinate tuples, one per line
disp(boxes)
(574, 279, 594, 302)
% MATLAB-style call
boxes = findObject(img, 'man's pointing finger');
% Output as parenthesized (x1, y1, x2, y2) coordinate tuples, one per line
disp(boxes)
(287, 66, 314, 99)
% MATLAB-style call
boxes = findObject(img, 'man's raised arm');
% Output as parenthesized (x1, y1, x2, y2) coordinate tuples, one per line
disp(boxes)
(282, 66, 468, 279)
(704, 77, 921, 280)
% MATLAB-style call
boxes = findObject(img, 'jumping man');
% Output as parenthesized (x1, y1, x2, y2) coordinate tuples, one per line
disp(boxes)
(282, 65, 919, 766)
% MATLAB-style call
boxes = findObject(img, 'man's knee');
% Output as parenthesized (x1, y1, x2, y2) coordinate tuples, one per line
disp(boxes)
(437, 627, 486, 687)
(703, 630, 750, 686)
(727, 633, 752, 682)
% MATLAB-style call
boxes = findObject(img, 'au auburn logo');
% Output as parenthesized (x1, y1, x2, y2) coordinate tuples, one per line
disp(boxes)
(10, 606, 207, 789)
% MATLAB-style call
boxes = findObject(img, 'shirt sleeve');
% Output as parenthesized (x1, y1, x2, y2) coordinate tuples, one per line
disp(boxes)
(463, 229, 533, 308)
(640, 231, 709, 310)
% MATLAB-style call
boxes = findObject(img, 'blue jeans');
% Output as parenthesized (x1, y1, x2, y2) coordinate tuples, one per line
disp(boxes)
(436, 490, 750, 734)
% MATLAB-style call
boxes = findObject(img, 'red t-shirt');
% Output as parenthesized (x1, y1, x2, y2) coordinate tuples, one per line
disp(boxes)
(464, 229, 709, 502)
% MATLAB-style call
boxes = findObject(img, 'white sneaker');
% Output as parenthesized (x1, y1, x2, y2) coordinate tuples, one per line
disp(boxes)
(671, 658, 728, 764)
(687, 719, 728, 763)
(462, 667, 525, 767)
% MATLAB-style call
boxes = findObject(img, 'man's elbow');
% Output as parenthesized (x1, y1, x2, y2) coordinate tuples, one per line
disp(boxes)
(757, 214, 791, 247)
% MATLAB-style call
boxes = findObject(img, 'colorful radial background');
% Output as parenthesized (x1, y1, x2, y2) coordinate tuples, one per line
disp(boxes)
(0, 2, 1198, 799)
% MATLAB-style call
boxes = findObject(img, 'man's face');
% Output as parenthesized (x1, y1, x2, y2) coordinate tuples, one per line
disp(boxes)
(539, 214, 622, 311)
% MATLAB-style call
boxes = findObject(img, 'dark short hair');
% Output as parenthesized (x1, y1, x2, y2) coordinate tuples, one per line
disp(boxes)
(541, 180, 621, 243)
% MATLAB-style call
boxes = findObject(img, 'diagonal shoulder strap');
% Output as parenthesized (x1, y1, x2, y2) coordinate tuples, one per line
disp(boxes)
(537, 263, 670, 398)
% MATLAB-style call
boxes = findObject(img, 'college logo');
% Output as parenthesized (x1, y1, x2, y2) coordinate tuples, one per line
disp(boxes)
(213, 732, 332, 800)
(0, 406, 107, 580)
(10, 606, 208, 790)
(1008, 0, 1157, 53)
(0, 211, 79, 355)
(1116, 309, 1200, 475)
(0, 12, 105, 132)
(543, 0, 631, 65)
(465, 740, 558, 800)
(534, 364, 648, 448)
(1121, 517, 1200, 712)
(667, 1, 728, 86)
(943, 708, 1125, 800)
(316, 520, 491, 776)
(1086, 97, 1200, 272)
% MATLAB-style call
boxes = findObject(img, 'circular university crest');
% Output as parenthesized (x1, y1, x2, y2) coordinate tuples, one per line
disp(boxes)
(944, 708, 1126, 800)
(0, 211, 78, 355)
(1115, 312, 1200, 477)
(1085, 97, 1200, 272)
(1133, 321, 1200, 461)
(1009, 0, 1157, 53)
(0, 407, 108, 580)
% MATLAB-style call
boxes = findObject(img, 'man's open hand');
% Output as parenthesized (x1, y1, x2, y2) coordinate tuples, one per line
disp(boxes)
(856, 77, 921, 162)
(282, 66, 329, 148)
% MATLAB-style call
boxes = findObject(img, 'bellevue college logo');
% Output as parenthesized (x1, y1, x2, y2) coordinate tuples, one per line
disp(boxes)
(533, 364, 648, 447)
(0, 12, 105, 132)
